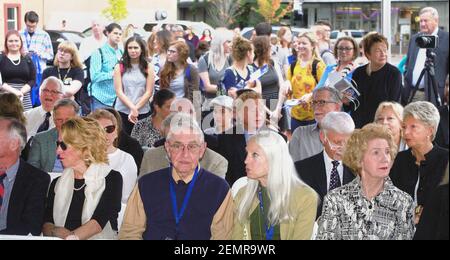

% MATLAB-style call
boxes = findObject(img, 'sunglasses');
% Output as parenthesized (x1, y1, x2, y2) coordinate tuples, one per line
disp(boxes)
(56, 140, 68, 151)
(104, 125, 116, 134)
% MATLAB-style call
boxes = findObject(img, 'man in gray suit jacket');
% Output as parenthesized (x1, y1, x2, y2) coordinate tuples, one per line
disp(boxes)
(404, 7, 449, 106)
(28, 99, 79, 172)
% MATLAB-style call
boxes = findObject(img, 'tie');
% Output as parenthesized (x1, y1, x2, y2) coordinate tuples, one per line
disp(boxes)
(329, 160, 341, 191)
(37, 112, 51, 133)
(0, 171, 7, 210)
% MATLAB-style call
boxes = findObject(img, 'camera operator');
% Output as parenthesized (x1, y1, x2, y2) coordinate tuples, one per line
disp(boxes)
(403, 7, 449, 106)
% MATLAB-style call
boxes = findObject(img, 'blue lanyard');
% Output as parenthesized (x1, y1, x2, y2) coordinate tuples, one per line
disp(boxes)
(169, 166, 200, 232)
(258, 189, 274, 240)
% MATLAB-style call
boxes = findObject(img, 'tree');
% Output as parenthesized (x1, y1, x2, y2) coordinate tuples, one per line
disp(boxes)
(253, 0, 293, 23)
(102, 0, 128, 22)
(207, 0, 243, 28)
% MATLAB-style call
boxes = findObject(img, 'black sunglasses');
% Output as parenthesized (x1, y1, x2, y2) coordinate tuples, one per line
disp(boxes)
(56, 141, 68, 151)
(104, 125, 116, 134)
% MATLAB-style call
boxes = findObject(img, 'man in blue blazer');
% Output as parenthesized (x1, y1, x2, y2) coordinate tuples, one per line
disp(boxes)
(294, 112, 356, 219)
(0, 117, 50, 236)
(404, 7, 449, 106)
(28, 99, 79, 173)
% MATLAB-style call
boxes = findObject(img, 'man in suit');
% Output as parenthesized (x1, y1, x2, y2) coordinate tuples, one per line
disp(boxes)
(295, 112, 355, 219)
(404, 7, 449, 106)
(0, 117, 50, 235)
(28, 99, 79, 173)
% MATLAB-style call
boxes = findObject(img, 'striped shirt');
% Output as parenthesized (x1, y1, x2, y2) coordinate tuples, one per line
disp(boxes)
(88, 44, 123, 106)
(20, 29, 53, 70)
(316, 176, 415, 240)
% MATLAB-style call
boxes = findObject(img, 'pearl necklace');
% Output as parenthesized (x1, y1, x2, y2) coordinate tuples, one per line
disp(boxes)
(73, 183, 86, 191)
(8, 55, 21, 66)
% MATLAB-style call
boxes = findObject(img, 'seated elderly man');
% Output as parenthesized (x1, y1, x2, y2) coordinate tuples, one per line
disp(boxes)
(295, 112, 355, 219)
(119, 113, 233, 240)
(24, 77, 64, 140)
(28, 99, 79, 173)
(140, 112, 228, 179)
(0, 117, 50, 235)
(289, 86, 343, 162)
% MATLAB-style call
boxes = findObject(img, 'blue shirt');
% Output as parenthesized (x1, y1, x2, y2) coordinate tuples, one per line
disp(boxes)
(0, 159, 20, 231)
(88, 43, 123, 106)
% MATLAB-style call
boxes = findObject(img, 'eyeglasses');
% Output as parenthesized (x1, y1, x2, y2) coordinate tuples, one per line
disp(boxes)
(311, 100, 336, 108)
(104, 125, 116, 134)
(42, 88, 62, 95)
(57, 48, 71, 54)
(56, 140, 68, 151)
(337, 47, 354, 52)
(168, 142, 201, 154)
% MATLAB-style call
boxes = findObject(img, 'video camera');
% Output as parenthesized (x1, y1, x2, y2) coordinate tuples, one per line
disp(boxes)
(416, 35, 439, 49)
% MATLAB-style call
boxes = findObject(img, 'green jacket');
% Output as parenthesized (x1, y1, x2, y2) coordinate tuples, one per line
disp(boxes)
(28, 128, 58, 172)
(232, 183, 318, 240)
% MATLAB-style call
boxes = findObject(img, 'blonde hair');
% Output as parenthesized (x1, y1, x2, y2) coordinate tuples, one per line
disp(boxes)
(54, 41, 84, 69)
(61, 117, 108, 166)
(343, 123, 397, 176)
(298, 31, 320, 60)
(87, 109, 118, 147)
(374, 101, 404, 123)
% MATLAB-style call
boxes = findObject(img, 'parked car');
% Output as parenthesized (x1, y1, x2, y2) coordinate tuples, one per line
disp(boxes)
(330, 30, 366, 48)
(241, 26, 309, 40)
(45, 30, 85, 65)
(143, 20, 215, 37)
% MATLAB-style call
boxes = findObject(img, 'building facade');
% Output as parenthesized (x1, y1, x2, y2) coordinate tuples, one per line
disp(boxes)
(0, 0, 177, 45)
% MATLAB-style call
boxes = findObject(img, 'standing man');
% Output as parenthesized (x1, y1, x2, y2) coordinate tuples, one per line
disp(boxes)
(313, 21, 336, 66)
(0, 117, 50, 235)
(20, 11, 54, 107)
(79, 19, 107, 62)
(404, 7, 449, 106)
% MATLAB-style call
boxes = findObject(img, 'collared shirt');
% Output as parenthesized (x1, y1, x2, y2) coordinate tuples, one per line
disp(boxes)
(412, 27, 439, 88)
(24, 106, 55, 140)
(316, 177, 415, 240)
(323, 151, 343, 190)
(289, 123, 322, 162)
(78, 36, 107, 62)
(0, 159, 20, 231)
(88, 43, 123, 106)
(20, 28, 53, 70)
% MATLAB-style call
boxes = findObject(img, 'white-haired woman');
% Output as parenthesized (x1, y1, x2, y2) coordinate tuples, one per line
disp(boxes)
(232, 130, 318, 240)
(198, 28, 234, 112)
(390, 101, 449, 225)
(374, 101, 407, 152)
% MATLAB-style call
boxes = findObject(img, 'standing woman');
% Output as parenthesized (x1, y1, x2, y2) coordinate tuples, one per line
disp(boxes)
(200, 29, 213, 44)
(316, 36, 359, 88)
(233, 131, 318, 240)
(287, 32, 325, 132)
(151, 30, 172, 91)
(349, 33, 402, 128)
(114, 36, 155, 135)
(42, 41, 84, 100)
(0, 30, 36, 111)
(390, 101, 448, 225)
(42, 117, 122, 240)
(160, 41, 199, 102)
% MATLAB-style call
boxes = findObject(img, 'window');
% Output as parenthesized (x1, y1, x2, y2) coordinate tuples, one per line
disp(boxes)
(3, 4, 21, 33)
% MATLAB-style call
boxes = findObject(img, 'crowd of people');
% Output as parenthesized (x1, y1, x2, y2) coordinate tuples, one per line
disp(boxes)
(0, 7, 448, 240)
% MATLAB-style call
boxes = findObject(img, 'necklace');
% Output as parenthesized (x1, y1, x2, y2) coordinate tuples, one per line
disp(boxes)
(57, 67, 71, 84)
(73, 183, 86, 191)
(8, 55, 21, 66)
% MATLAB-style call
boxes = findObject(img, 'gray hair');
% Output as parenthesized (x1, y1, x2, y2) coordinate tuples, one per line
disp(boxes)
(53, 98, 80, 114)
(39, 76, 64, 95)
(419, 7, 439, 20)
(237, 131, 316, 226)
(165, 113, 204, 143)
(0, 117, 27, 151)
(403, 101, 440, 140)
(313, 86, 343, 104)
(321, 112, 355, 134)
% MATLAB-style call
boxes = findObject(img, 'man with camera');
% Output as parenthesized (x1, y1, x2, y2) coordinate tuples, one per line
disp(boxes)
(403, 7, 449, 106)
